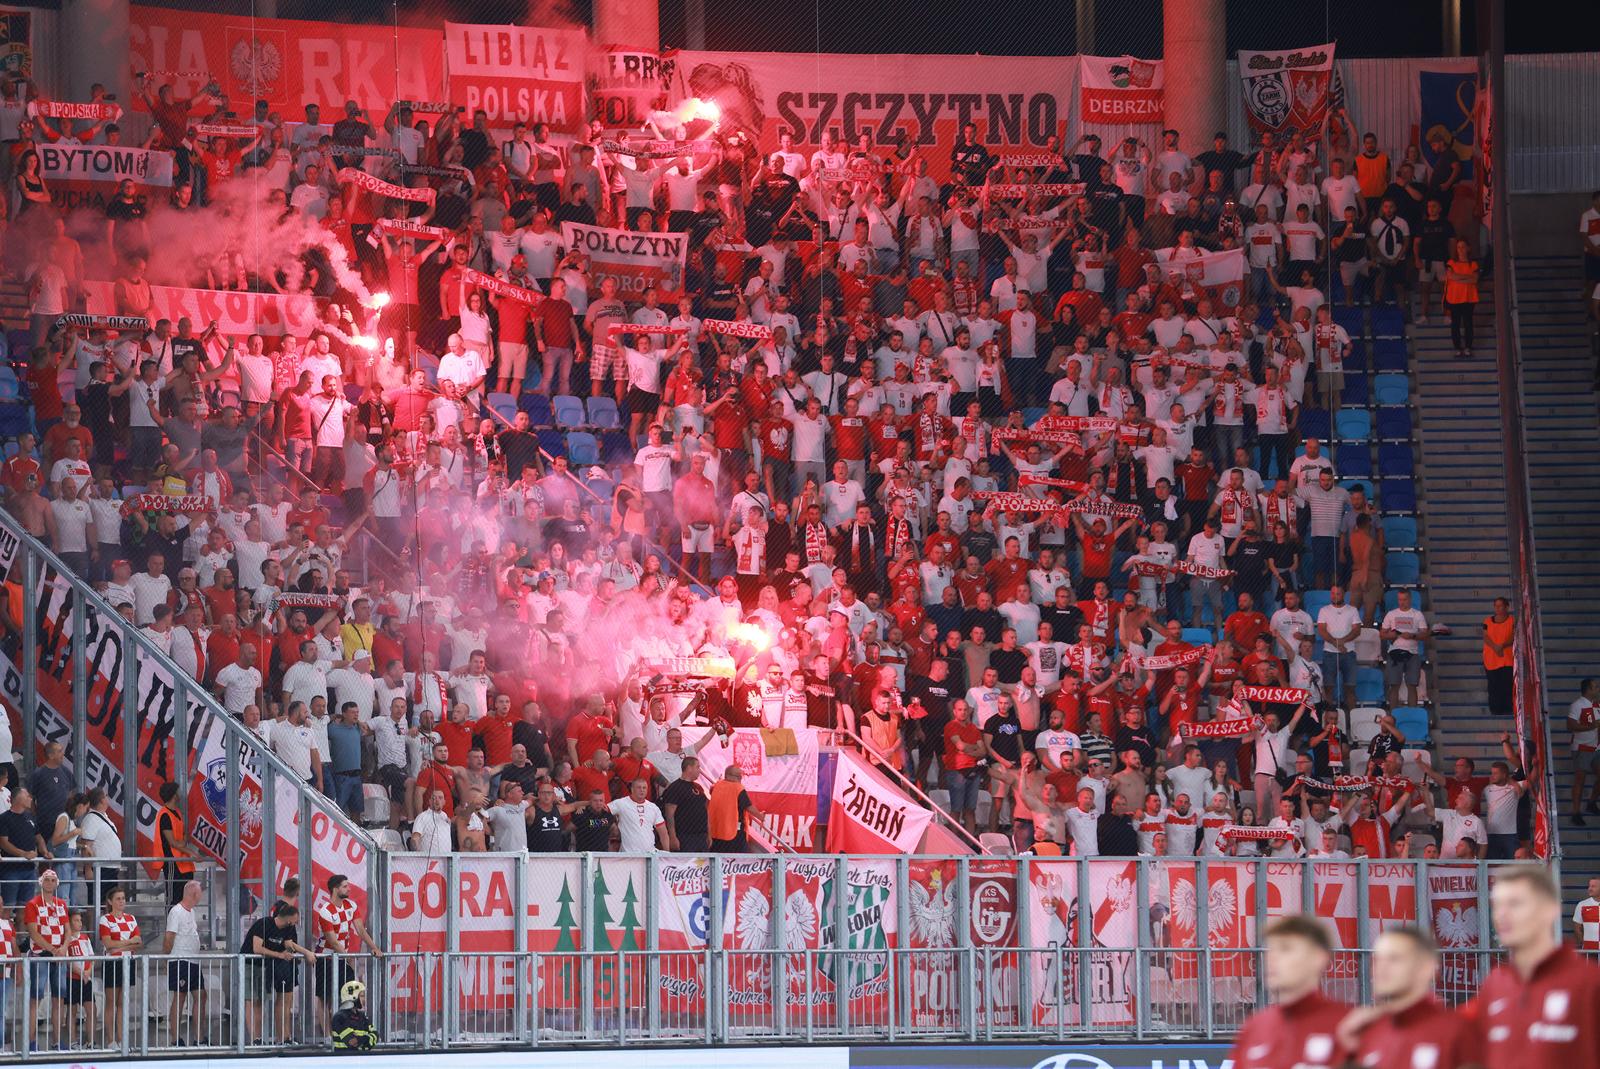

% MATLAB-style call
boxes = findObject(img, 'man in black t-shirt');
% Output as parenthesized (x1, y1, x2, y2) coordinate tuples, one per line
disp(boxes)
(241, 903, 315, 1039)
(950, 123, 995, 187)
(570, 790, 615, 852)
(1195, 133, 1251, 194)
(659, 757, 710, 853)
(905, 659, 954, 789)
(527, 781, 571, 853)
(1413, 197, 1457, 324)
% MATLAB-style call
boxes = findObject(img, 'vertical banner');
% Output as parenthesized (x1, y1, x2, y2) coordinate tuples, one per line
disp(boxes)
(688, 727, 822, 851)
(1237, 43, 1338, 141)
(1418, 69, 1479, 181)
(905, 859, 961, 1030)
(591, 47, 672, 129)
(1078, 55, 1164, 134)
(1426, 863, 1482, 1000)
(1475, 71, 1494, 225)
(0, 9, 30, 77)
(443, 22, 586, 130)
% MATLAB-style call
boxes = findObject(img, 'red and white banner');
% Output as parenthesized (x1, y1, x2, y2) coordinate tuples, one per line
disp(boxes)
(826, 748, 934, 854)
(1237, 685, 1309, 705)
(590, 47, 671, 129)
(1153, 245, 1248, 309)
(376, 218, 453, 242)
(119, 492, 214, 516)
(1133, 647, 1208, 672)
(1079, 55, 1164, 127)
(686, 727, 821, 851)
(38, 143, 173, 213)
(1426, 864, 1482, 997)
(129, 6, 446, 115)
(337, 167, 436, 205)
(1178, 717, 1262, 738)
(904, 858, 1020, 1030)
(443, 22, 585, 130)
(667, 51, 1075, 182)
(986, 183, 1084, 199)
(84, 281, 326, 337)
(561, 222, 688, 299)
(1238, 43, 1338, 141)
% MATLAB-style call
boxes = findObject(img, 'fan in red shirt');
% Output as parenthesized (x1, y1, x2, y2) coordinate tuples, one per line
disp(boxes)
(571, 751, 615, 801)
(473, 695, 517, 765)
(1468, 865, 1600, 1069)
(1076, 582, 1122, 647)
(1338, 928, 1481, 1069)
(565, 699, 616, 766)
(613, 739, 661, 800)
(985, 540, 1032, 603)
(0, 433, 42, 497)
(1225, 593, 1271, 651)
(868, 407, 903, 464)
(434, 704, 476, 765)
(1227, 916, 1351, 1069)
(830, 400, 870, 468)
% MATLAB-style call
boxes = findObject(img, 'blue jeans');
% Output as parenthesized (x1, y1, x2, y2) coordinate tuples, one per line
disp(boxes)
(945, 769, 982, 814)
(333, 771, 363, 817)
(1321, 648, 1357, 703)
(1309, 536, 1338, 586)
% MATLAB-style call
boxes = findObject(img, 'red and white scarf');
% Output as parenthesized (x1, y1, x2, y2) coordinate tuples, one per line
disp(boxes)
(1237, 686, 1309, 705)
(1179, 716, 1265, 738)
(336, 168, 436, 205)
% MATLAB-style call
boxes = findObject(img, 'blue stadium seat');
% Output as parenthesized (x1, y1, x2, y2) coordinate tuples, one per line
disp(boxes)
(1355, 668, 1385, 705)
(1386, 551, 1422, 586)
(491, 402, 518, 426)
(487, 391, 516, 414)
(1381, 516, 1418, 548)
(1334, 306, 1364, 338)
(587, 396, 622, 430)
(1376, 408, 1412, 441)
(566, 430, 600, 466)
(1371, 306, 1406, 337)
(1392, 706, 1431, 744)
(0, 406, 32, 438)
(1379, 478, 1417, 513)
(5, 330, 29, 356)
(1378, 443, 1415, 477)
(520, 393, 553, 426)
(536, 428, 566, 459)
(1341, 374, 1370, 407)
(1374, 374, 1409, 406)
(600, 429, 634, 466)
(1182, 627, 1214, 647)
(553, 394, 587, 428)
(1299, 408, 1331, 442)
(1372, 337, 1408, 371)
(1344, 341, 1370, 373)
(1336, 443, 1373, 478)
(1303, 589, 1332, 619)
(0, 381, 19, 404)
(1335, 409, 1371, 442)
(1022, 407, 1047, 426)
(584, 476, 616, 521)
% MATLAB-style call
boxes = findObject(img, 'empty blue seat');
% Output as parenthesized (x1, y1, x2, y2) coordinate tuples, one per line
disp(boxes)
(1336, 443, 1372, 478)
(1303, 589, 1332, 619)
(587, 396, 622, 429)
(487, 391, 516, 413)
(1376, 408, 1412, 441)
(536, 427, 567, 459)
(1374, 373, 1409, 406)
(1341, 374, 1370, 407)
(1392, 706, 1430, 743)
(491, 402, 517, 426)
(1372, 337, 1408, 371)
(1385, 551, 1422, 586)
(1299, 408, 1331, 442)
(600, 428, 634, 466)
(0, 406, 32, 437)
(520, 393, 554, 426)
(1380, 478, 1417, 512)
(1371, 306, 1405, 337)
(553, 394, 587, 428)
(1354, 668, 1385, 705)
(1334, 306, 1364, 337)
(1182, 627, 1214, 647)
(1381, 516, 1418, 548)
(1335, 409, 1371, 442)
(1378, 443, 1415, 477)
(566, 430, 600, 466)
(1343, 341, 1370, 373)
(5, 329, 29, 356)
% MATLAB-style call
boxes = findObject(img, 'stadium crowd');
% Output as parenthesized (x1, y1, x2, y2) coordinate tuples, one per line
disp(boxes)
(0, 64, 1534, 871)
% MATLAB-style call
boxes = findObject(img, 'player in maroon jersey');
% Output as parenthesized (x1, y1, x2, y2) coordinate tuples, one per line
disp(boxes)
(1471, 865, 1600, 1069)
(1336, 927, 1482, 1069)
(1227, 915, 1350, 1069)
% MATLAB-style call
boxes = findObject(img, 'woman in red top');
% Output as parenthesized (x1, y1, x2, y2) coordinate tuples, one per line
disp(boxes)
(97, 888, 142, 1046)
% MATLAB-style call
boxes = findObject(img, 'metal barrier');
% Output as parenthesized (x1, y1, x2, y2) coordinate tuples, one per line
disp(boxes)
(0, 944, 1507, 1057)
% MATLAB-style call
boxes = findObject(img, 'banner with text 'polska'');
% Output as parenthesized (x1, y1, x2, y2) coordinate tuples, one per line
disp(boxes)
(667, 52, 1076, 181)
(444, 23, 585, 131)
(129, 6, 445, 115)
(561, 222, 688, 299)
(1238, 43, 1338, 141)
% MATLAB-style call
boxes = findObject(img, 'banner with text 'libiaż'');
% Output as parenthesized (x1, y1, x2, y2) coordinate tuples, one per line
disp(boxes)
(444, 23, 585, 131)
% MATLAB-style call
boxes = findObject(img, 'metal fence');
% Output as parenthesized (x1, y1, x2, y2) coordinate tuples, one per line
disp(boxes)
(0, 944, 1505, 1058)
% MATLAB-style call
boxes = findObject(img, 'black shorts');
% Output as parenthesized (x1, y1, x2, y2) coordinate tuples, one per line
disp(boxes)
(315, 955, 354, 1000)
(624, 387, 660, 415)
(167, 959, 202, 992)
(677, 834, 710, 853)
(101, 958, 136, 987)
(62, 977, 94, 1005)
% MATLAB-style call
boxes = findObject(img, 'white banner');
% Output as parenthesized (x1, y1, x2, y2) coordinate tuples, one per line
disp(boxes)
(686, 727, 821, 850)
(1079, 55, 1164, 127)
(561, 222, 688, 298)
(1238, 43, 1338, 140)
(825, 749, 934, 854)
(1152, 245, 1247, 308)
(444, 22, 586, 130)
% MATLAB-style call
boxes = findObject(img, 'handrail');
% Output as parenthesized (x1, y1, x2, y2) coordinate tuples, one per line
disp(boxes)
(834, 725, 990, 854)
(0, 505, 379, 905)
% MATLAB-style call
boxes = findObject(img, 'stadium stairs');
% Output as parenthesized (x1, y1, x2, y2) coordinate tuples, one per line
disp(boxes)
(1513, 252, 1600, 898)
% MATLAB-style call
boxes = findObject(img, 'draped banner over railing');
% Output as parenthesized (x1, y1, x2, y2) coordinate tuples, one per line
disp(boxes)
(377, 852, 1505, 1026)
